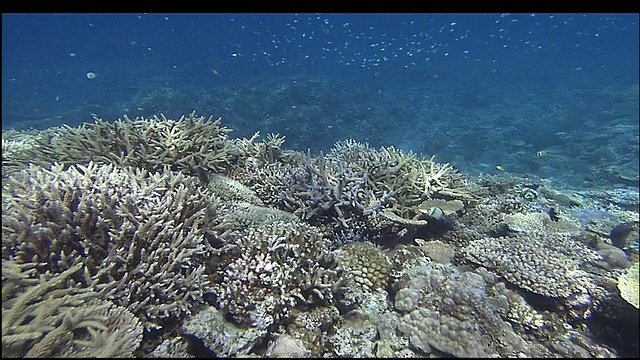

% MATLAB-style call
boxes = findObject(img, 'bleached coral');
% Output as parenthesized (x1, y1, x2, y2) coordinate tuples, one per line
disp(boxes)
(266, 334, 311, 358)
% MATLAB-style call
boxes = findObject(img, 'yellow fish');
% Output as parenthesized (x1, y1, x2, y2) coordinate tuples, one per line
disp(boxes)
(495, 165, 505, 171)
(536, 151, 548, 158)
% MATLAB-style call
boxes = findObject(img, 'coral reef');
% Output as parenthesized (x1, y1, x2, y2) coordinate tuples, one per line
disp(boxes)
(2, 113, 637, 358)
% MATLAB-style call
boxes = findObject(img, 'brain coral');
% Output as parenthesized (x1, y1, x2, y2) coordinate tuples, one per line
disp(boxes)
(336, 241, 392, 293)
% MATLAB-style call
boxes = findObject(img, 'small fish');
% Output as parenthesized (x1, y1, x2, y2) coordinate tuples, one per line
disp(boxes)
(424, 207, 444, 221)
(86, 71, 98, 80)
(194, 165, 210, 185)
(547, 207, 560, 222)
(495, 165, 505, 171)
(536, 151, 548, 158)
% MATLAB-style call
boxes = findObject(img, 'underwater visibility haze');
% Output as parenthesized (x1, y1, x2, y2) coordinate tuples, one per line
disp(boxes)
(2, 13, 639, 358)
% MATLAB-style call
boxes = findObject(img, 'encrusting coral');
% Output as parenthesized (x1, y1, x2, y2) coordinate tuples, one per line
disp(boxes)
(618, 260, 639, 309)
(394, 263, 529, 357)
(463, 231, 602, 299)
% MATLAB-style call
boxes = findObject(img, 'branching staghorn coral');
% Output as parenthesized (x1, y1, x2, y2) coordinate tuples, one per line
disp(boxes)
(2, 112, 235, 176)
(2, 161, 214, 329)
(231, 131, 292, 165)
(327, 140, 477, 203)
(274, 140, 479, 242)
(1, 259, 143, 358)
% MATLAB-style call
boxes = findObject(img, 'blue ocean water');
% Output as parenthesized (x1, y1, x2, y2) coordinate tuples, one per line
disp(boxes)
(2, 13, 639, 186)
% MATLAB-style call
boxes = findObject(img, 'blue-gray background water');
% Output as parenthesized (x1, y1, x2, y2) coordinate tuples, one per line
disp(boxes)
(2, 13, 639, 188)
